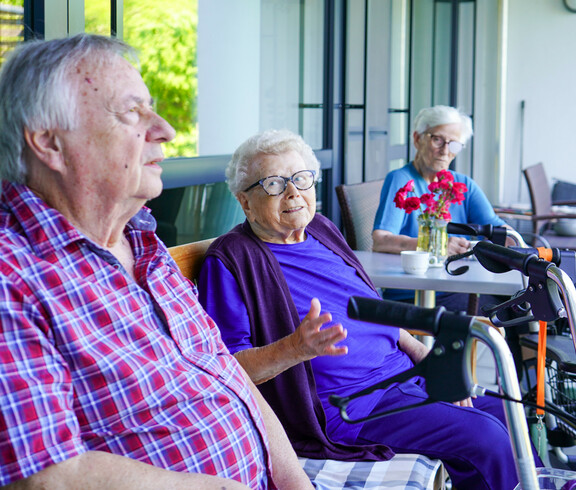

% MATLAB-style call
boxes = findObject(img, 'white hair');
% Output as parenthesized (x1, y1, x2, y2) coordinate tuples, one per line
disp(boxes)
(226, 129, 321, 195)
(413, 105, 473, 143)
(0, 34, 135, 183)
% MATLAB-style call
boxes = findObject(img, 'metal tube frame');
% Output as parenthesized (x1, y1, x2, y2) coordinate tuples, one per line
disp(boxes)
(470, 318, 539, 489)
(469, 262, 576, 488)
(546, 265, 576, 351)
(507, 228, 529, 248)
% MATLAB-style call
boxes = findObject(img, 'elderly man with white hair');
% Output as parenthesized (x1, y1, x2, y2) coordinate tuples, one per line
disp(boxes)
(0, 34, 312, 490)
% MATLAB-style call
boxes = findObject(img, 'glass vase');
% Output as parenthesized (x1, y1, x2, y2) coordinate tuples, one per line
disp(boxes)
(416, 215, 448, 267)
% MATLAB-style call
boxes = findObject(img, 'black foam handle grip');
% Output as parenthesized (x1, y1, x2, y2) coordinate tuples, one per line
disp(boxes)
(447, 222, 507, 245)
(474, 241, 538, 274)
(347, 296, 443, 336)
(447, 222, 479, 236)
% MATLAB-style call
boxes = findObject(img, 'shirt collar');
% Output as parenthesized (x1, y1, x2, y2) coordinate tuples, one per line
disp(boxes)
(1, 181, 157, 257)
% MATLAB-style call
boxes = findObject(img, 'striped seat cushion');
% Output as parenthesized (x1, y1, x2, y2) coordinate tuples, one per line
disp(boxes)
(299, 454, 445, 489)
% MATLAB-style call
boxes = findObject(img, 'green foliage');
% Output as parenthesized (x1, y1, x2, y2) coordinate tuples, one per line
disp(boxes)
(85, 0, 198, 157)
(0, 0, 25, 64)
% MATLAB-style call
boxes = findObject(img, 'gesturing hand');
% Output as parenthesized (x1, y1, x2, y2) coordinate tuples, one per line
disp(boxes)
(290, 298, 348, 361)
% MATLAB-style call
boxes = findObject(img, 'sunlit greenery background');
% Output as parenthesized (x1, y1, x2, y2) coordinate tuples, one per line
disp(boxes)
(85, 0, 198, 158)
(0, 0, 24, 65)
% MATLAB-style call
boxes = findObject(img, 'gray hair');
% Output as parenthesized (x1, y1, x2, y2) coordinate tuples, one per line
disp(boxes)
(413, 105, 473, 144)
(0, 34, 136, 183)
(226, 129, 321, 195)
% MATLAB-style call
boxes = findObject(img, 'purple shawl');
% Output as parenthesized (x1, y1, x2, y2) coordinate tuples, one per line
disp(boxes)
(205, 214, 393, 461)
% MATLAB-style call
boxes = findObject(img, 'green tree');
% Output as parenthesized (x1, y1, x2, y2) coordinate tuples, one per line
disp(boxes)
(85, 0, 198, 157)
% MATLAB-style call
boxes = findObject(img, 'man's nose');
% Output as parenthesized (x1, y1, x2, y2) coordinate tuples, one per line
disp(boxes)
(147, 112, 176, 143)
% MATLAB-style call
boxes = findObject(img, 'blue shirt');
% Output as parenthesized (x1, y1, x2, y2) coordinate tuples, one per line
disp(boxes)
(373, 162, 506, 236)
(373, 163, 506, 300)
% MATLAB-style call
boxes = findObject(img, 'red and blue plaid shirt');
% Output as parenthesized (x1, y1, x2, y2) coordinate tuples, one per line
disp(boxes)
(0, 182, 273, 487)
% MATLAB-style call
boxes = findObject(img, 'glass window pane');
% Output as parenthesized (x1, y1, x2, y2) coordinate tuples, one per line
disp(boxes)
(85, 1, 327, 161)
(124, 0, 198, 158)
(0, 1, 24, 66)
(433, 3, 452, 104)
(108, 1, 327, 245)
(299, 0, 324, 147)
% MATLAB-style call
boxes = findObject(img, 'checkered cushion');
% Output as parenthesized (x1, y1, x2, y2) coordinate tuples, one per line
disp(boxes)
(299, 454, 445, 489)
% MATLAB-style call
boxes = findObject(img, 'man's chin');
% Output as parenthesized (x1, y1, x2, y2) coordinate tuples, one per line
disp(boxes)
(138, 183, 164, 204)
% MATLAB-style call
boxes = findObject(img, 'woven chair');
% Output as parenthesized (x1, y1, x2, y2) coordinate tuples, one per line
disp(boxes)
(335, 179, 384, 251)
(168, 238, 215, 283)
(523, 163, 576, 249)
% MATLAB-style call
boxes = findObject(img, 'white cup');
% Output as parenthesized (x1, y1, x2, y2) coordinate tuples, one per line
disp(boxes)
(401, 250, 430, 275)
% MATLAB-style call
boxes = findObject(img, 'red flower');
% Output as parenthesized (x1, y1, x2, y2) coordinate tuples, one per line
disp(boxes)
(437, 169, 454, 181)
(393, 179, 415, 209)
(403, 196, 421, 214)
(392, 171, 468, 221)
(420, 193, 436, 207)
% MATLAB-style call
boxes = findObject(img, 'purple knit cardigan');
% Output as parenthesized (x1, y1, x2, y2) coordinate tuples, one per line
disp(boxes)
(204, 214, 393, 461)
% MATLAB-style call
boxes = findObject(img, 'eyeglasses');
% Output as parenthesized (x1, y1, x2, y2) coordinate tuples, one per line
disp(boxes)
(427, 133, 464, 155)
(244, 170, 317, 196)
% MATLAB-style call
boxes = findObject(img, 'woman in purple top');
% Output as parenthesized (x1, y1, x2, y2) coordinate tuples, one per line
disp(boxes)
(197, 129, 542, 490)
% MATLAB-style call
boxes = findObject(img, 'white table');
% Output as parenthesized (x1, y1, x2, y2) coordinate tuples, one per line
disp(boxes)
(354, 250, 525, 308)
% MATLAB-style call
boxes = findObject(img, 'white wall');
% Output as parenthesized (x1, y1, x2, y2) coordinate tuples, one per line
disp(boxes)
(197, 0, 261, 155)
(197, 0, 304, 155)
(501, 0, 576, 206)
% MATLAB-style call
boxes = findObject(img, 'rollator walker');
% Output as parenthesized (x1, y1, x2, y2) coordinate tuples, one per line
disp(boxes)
(330, 241, 576, 489)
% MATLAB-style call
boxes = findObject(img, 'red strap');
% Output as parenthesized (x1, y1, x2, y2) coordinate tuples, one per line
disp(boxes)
(536, 320, 547, 415)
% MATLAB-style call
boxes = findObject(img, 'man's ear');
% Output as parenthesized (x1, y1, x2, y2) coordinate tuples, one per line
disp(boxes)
(24, 128, 65, 171)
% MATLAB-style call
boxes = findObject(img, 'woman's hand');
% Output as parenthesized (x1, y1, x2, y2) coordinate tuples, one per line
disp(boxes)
(453, 397, 474, 408)
(234, 298, 347, 384)
(290, 298, 348, 360)
(447, 236, 470, 256)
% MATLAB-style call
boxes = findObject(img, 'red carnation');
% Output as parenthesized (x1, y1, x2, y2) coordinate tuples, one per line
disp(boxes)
(403, 196, 421, 214)
(392, 171, 468, 221)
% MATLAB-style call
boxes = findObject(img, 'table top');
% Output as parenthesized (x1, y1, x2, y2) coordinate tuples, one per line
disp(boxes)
(354, 250, 525, 296)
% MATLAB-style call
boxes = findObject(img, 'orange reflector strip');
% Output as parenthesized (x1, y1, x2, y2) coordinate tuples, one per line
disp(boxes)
(537, 320, 547, 415)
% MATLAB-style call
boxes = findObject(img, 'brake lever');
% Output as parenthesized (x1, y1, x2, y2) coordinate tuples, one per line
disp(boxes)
(482, 278, 565, 328)
(445, 249, 475, 276)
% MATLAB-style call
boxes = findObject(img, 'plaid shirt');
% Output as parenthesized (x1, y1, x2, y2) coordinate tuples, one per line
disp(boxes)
(0, 182, 273, 488)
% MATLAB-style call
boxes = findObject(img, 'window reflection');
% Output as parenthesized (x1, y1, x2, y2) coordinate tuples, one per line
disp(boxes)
(124, 0, 198, 158)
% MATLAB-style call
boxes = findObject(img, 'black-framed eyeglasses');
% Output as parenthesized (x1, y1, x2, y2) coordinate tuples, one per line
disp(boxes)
(427, 133, 464, 155)
(243, 170, 317, 196)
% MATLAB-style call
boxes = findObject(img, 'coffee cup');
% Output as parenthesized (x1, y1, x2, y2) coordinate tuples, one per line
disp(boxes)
(401, 250, 430, 275)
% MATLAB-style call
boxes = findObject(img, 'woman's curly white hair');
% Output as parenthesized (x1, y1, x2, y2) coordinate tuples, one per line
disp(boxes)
(226, 129, 321, 195)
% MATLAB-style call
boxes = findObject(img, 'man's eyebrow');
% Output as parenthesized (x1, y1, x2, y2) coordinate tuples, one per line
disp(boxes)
(126, 95, 155, 108)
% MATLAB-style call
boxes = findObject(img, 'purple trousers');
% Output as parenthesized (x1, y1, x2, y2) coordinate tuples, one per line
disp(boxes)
(354, 378, 543, 490)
